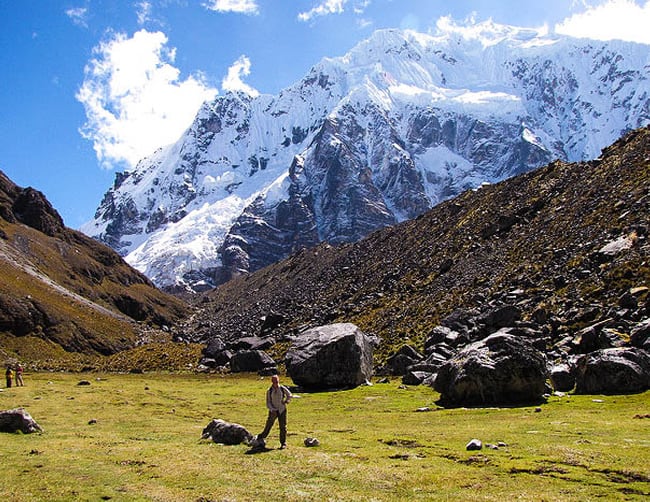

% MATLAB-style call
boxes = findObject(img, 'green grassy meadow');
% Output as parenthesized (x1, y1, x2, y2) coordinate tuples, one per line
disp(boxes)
(0, 372, 648, 501)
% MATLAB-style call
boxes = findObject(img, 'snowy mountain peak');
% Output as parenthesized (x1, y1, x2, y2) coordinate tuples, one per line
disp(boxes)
(80, 26, 650, 292)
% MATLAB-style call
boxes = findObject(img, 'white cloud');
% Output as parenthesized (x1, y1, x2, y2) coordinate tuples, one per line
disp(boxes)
(203, 0, 259, 15)
(136, 1, 152, 25)
(77, 30, 217, 169)
(300, 0, 366, 21)
(298, 0, 371, 21)
(221, 55, 260, 97)
(555, 0, 650, 43)
(299, 0, 345, 21)
(66, 7, 89, 28)
(353, 0, 371, 15)
(357, 18, 373, 29)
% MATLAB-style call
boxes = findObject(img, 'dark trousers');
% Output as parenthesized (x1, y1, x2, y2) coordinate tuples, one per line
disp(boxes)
(259, 410, 287, 445)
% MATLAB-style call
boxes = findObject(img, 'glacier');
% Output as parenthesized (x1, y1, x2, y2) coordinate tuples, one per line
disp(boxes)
(80, 23, 650, 292)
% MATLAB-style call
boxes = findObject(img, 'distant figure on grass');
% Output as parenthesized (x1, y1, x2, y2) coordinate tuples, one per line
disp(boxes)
(15, 363, 24, 386)
(5, 366, 13, 388)
(257, 374, 292, 449)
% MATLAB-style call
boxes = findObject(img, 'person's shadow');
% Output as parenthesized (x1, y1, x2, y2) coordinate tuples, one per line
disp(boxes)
(244, 445, 273, 455)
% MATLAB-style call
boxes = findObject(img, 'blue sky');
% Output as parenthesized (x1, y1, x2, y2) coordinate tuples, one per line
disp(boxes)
(1, 0, 649, 228)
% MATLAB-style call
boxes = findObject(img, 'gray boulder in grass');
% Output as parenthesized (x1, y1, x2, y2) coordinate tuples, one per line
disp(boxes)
(285, 323, 374, 390)
(0, 408, 43, 434)
(434, 332, 549, 406)
(201, 419, 252, 445)
(574, 347, 650, 394)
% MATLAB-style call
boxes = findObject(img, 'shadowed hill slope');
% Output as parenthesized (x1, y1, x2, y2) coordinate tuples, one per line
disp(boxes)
(0, 171, 189, 362)
(183, 127, 649, 363)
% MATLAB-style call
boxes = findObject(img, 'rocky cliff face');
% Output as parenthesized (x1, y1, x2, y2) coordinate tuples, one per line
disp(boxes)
(180, 126, 650, 371)
(80, 26, 650, 292)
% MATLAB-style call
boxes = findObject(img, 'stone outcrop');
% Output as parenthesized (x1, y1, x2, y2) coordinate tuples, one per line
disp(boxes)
(383, 345, 424, 376)
(198, 336, 276, 373)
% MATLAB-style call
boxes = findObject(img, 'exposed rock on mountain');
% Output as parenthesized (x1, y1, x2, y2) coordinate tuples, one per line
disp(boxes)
(81, 25, 650, 292)
(179, 126, 650, 384)
(0, 171, 188, 362)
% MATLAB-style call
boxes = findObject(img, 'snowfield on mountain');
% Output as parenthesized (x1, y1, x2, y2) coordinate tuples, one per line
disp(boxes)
(80, 23, 650, 292)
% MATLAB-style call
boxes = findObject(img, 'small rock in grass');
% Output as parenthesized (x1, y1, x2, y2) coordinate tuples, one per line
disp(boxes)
(466, 439, 483, 451)
(304, 437, 320, 447)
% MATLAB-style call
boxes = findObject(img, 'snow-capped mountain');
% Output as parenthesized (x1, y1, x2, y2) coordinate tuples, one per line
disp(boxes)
(81, 23, 650, 292)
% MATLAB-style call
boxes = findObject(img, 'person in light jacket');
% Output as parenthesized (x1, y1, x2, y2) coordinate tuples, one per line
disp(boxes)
(257, 374, 292, 449)
(15, 363, 24, 386)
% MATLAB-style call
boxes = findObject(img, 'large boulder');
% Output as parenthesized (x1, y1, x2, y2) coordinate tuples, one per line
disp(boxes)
(630, 319, 650, 350)
(550, 363, 576, 392)
(424, 326, 460, 352)
(572, 320, 626, 354)
(384, 345, 424, 376)
(0, 408, 43, 434)
(201, 419, 252, 445)
(285, 323, 374, 390)
(433, 332, 549, 406)
(574, 347, 650, 394)
(228, 336, 274, 352)
(229, 350, 276, 373)
(402, 370, 435, 386)
(202, 338, 226, 358)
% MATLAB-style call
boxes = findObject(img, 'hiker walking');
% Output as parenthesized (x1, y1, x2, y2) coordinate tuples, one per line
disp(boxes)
(257, 374, 292, 449)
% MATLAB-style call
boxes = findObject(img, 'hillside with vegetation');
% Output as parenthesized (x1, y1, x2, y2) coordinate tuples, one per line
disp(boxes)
(1, 126, 648, 373)
(183, 126, 649, 365)
(0, 171, 190, 368)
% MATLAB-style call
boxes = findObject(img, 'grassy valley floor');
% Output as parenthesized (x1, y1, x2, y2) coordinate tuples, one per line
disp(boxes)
(0, 373, 648, 501)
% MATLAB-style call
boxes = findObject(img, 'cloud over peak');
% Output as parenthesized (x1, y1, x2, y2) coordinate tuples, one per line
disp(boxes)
(76, 29, 217, 170)
(222, 55, 260, 97)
